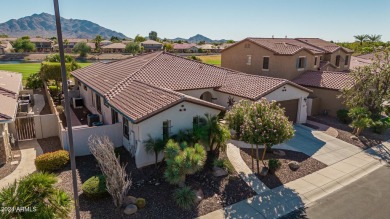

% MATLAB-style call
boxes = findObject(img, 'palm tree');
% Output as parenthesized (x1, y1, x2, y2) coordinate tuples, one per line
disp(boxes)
(354, 35, 368, 45)
(94, 35, 103, 52)
(199, 113, 230, 154)
(367, 34, 382, 43)
(63, 39, 69, 52)
(144, 134, 165, 168)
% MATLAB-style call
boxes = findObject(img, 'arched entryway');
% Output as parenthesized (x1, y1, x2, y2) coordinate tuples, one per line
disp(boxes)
(200, 91, 213, 102)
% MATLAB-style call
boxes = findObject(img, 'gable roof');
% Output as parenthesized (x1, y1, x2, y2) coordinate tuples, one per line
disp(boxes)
(101, 42, 126, 49)
(296, 38, 353, 53)
(292, 71, 353, 90)
(349, 56, 372, 69)
(72, 52, 310, 122)
(173, 43, 197, 50)
(141, 40, 162, 45)
(0, 71, 22, 122)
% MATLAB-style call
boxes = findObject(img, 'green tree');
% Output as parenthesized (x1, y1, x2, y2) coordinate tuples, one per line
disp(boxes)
(110, 36, 120, 42)
(26, 72, 43, 89)
(197, 113, 230, 154)
(341, 50, 390, 117)
(367, 34, 382, 43)
(164, 140, 206, 186)
(45, 53, 75, 63)
(73, 42, 91, 57)
(94, 35, 103, 52)
(40, 61, 80, 93)
(12, 37, 36, 52)
(149, 31, 158, 41)
(144, 134, 165, 168)
(125, 42, 141, 55)
(164, 43, 174, 52)
(348, 107, 372, 136)
(63, 39, 69, 51)
(134, 34, 146, 43)
(0, 172, 72, 219)
(226, 40, 235, 43)
(354, 34, 368, 45)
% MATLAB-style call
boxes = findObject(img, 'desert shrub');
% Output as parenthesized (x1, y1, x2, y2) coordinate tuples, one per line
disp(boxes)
(371, 118, 390, 134)
(268, 159, 281, 173)
(82, 175, 108, 198)
(135, 198, 146, 209)
(0, 172, 72, 218)
(35, 150, 70, 172)
(48, 85, 60, 95)
(173, 186, 196, 210)
(188, 55, 201, 61)
(56, 105, 64, 114)
(26, 72, 43, 89)
(337, 109, 351, 124)
(213, 158, 234, 173)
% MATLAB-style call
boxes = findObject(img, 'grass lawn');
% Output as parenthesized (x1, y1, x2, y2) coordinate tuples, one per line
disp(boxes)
(0, 62, 92, 84)
(196, 55, 221, 66)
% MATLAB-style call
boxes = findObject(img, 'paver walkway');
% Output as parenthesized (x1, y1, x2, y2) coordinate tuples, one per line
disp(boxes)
(32, 94, 45, 115)
(0, 140, 43, 189)
(226, 143, 269, 194)
(200, 139, 390, 219)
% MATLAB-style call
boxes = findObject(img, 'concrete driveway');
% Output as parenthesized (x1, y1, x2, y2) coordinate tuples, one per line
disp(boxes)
(275, 125, 363, 165)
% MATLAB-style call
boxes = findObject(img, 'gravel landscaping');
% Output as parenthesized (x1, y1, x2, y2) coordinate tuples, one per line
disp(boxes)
(56, 147, 255, 219)
(37, 137, 62, 153)
(0, 144, 21, 180)
(240, 148, 327, 189)
(309, 115, 390, 149)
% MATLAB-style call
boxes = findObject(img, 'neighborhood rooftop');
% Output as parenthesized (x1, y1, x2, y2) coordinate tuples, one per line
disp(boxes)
(0, 71, 22, 122)
(292, 71, 353, 90)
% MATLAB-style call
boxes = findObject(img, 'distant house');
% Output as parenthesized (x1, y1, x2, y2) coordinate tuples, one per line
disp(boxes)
(0, 71, 22, 165)
(197, 44, 219, 53)
(71, 52, 311, 167)
(173, 43, 198, 53)
(100, 40, 112, 46)
(101, 42, 126, 53)
(0, 38, 17, 43)
(141, 40, 163, 52)
(0, 41, 13, 54)
(30, 38, 53, 52)
(64, 38, 89, 52)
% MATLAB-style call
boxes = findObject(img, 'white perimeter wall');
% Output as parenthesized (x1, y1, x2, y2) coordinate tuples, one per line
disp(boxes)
(34, 114, 59, 139)
(61, 123, 123, 156)
(135, 101, 221, 168)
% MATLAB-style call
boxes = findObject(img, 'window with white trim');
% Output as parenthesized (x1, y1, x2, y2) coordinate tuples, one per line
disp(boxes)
(314, 56, 318, 66)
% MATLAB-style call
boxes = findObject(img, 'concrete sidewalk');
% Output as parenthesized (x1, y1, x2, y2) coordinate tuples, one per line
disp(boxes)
(200, 141, 390, 219)
(0, 140, 43, 189)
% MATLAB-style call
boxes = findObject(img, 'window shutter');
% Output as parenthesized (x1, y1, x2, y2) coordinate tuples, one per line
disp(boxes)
(296, 58, 299, 68)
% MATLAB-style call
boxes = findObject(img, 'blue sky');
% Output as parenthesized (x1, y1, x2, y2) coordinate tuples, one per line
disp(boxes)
(1, 0, 389, 42)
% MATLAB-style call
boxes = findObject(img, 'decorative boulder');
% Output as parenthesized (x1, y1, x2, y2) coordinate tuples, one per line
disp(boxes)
(195, 189, 204, 203)
(259, 167, 269, 176)
(124, 204, 138, 215)
(213, 167, 228, 177)
(350, 135, 359, 141)
(288, 161, 300, 171)
(273, 150, 286, 157)
(123, 195, 137, 206)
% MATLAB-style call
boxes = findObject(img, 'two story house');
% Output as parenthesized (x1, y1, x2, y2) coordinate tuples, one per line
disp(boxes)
(221, 38, 354, 116)
(30, 38, 53, 52)
(141, 40, 163, 52)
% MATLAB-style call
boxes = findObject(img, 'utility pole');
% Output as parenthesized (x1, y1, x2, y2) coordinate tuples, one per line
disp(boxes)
(53, 0, 80, 218)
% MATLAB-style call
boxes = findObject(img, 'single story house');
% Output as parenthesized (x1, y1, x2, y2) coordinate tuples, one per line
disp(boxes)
(173, 43, 198, 53)
(101, 43, 126, 53)
(141, 40, 163, 52)
(197, 44, 219, 53)
(292, 71, 353, 117)
(0, 71, 22, 165)
(71, 52, 311, 168)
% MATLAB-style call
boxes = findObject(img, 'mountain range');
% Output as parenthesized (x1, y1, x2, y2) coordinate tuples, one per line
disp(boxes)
(0, 13, 127, 39)
(0, 13, 228, 43)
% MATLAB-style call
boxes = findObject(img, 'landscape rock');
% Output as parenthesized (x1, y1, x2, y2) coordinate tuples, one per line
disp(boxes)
(350, 135, 359, 140)
(195, 189, 204, 203)
(123, 196, 137, 206)
(124, 204, 137, 215)
(213, 166, 228, 177)
(259, 167, 269, 176)
(273, 150, 286, 157)
(288, 161, 300, 171)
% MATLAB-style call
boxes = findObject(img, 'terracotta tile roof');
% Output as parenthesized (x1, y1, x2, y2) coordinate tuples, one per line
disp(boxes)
(65, 38, 88, 43)
(292, 71, 353, 90)
(173, 43, 197, 50)
(109, 80, 224, 123)
(296, 38, 353, 53)
(29, 38, 52, 43)
(349, 56, 372, 69)
(141, 40, 162, 45)
(0, 71, 22, 122)
(73, 52, 311, 122)
(101, 42, 126, 49)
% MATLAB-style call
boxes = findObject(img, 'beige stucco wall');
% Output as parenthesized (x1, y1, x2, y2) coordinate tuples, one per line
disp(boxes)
(308, 87, 345, 117)
(221, 40, 323, 80)
(328, 49, 351, 71)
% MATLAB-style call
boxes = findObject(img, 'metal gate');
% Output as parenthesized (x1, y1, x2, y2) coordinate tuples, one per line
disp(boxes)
(15, 116, 36, 140)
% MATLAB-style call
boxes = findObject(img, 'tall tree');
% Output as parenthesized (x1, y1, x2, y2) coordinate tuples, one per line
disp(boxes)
(367, 34, 382, 43)
(110, 36, 120, 42)
(354, 34, 368, 45)
(341, 49, 390, 117)
(94, 35, 103, 52)
(163, 43, 174, 52)
(12, 37, 36, 52)
(134, 34, 146, 43)
(73, 42, 91, 57)
(144, 134, 165, 168)
(149, 31, 158, 41)
(125, 42, 141, 55)
(63, 39, 69, 51)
